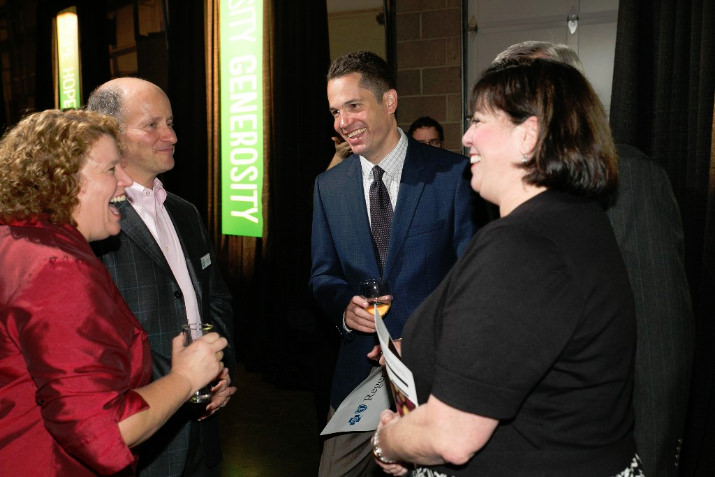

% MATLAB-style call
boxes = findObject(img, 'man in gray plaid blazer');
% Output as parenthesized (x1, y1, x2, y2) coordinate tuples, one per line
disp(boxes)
(89, 78, 236, 477)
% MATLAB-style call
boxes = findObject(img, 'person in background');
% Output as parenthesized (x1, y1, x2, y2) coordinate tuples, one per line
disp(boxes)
(371, 58, 640, 476)
(88, 78, 236, 477)
(407, 116, 444, 148)
(494, 41, 694, 476)
(328, 135, 354, 170)
(0, 109, 227, 476)
(311, 50, 476, 476)
(328, 116, 445, 170)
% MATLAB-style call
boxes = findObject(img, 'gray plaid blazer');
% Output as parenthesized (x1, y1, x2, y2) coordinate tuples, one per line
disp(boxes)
(93, 191, 234, 477)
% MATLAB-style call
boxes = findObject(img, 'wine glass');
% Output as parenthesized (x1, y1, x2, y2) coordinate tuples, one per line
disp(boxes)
(359, 278, 392, 317)
(180, 322, 214, 404)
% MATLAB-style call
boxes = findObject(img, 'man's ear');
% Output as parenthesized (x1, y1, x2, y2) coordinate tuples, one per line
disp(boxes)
(520, 115, 539, 157)
(383, 89, 398, 114)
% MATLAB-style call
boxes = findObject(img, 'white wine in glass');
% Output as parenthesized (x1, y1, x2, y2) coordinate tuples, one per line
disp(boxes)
(360, 278, 392, 317)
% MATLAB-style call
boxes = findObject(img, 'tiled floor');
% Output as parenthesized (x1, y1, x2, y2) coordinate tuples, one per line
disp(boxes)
(220, 364, 321, 476)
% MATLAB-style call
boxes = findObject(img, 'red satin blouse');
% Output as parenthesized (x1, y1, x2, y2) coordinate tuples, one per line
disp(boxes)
(0, 220, 152, 475)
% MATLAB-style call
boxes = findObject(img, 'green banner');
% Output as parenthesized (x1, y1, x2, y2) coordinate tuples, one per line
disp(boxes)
(56, 7, 81, 109)
(220, 0, 264, 237)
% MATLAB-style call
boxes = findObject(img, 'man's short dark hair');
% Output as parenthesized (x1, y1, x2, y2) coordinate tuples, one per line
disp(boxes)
(407, 116, 444, 142)
(327, 50, 395, 101)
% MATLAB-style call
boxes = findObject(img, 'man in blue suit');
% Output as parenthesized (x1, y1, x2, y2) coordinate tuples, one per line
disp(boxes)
(311, 50, 477, 476)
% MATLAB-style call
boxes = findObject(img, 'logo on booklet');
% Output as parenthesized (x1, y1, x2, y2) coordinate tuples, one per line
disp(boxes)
(348, 403, 369, 426)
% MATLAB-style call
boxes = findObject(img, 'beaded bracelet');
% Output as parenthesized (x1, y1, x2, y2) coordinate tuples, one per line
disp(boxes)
(372, 427, 398, 465)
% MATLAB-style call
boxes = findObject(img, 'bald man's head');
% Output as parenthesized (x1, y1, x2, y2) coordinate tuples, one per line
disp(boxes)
(87, 78, 168, 129)
(87, 77, 177, 188)
(493, 41, 585, 74)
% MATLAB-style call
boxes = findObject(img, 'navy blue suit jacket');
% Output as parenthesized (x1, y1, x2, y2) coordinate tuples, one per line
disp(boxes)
(311, 138, 477, 408)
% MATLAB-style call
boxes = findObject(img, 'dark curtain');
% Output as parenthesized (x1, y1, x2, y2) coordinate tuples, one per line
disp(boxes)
(609, 0, 715, 474)
(261, 0, 335, 412)
(35, 0, 110, 110)
(165, 0, 208, 219)
(202, 0, 336, 432)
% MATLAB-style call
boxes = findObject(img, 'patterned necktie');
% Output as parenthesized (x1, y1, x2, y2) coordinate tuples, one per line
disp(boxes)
(369, 166, 393, 275)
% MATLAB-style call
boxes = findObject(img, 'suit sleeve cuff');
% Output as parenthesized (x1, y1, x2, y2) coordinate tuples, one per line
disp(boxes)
(342, 311, 352, 333)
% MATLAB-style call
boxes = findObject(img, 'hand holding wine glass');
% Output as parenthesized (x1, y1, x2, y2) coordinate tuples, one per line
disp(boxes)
(360, 278, 393, 318)
(179, 323, 220, 404)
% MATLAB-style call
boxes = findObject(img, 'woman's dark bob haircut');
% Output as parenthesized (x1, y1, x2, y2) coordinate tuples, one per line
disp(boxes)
(473, 58, 617, 199)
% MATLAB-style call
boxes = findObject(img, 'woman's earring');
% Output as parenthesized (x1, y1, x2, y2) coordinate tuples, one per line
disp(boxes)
(520, 154, 529, 164)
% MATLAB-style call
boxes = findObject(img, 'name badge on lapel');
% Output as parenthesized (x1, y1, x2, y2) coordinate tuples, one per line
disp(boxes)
(200, 253, 211, 270)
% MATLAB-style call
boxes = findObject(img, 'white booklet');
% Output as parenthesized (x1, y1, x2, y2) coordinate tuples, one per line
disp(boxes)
(320, 365, 390, 435)
(373, 306, 419, 415)
(320, 306, 420, 435)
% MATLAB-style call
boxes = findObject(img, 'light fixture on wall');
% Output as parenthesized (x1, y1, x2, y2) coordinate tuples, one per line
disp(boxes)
(467, 15, 478, 35)
(567, 5, 578, 35)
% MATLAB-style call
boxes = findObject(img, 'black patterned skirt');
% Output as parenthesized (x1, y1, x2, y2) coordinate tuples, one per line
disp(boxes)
(409, 453, 646, 477)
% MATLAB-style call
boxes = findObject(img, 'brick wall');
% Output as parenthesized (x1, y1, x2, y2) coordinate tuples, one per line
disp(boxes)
(395, 0, 463, 152)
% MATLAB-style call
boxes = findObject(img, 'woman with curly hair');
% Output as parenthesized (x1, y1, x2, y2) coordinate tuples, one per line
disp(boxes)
(0, 109, 228, 476)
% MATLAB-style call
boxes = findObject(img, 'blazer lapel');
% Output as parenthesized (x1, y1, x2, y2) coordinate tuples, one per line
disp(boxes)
(384, 143, 425, 277)
(118, 200, 174, 277)
(164, 196, 204, 308)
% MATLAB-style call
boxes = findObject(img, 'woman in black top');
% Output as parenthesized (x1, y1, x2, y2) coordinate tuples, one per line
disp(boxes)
(371, 59, 641, 476)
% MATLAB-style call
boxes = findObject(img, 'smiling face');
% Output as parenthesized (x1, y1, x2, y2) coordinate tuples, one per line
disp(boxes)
(327, 72, 400, 164)
(462, 107, 537, 214)
(73, 135, 132, 242)
(120, 81, 177, 187)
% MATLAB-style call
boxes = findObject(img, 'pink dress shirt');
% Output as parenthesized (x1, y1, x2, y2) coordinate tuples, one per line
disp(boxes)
(125, 180, 201, 327)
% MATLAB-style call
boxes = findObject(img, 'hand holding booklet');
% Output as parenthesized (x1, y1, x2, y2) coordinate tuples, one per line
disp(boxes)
(320, 306, 419, 436)
(373, 306, 419, 416)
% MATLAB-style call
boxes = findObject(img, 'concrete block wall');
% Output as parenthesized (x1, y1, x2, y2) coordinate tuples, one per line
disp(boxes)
(395, 0, 464, 153)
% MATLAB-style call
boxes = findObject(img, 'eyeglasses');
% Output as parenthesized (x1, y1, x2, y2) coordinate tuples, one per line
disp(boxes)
(418, 139, 442, 147)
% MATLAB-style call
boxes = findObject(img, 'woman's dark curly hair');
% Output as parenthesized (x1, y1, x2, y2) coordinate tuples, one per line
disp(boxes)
(0, 109, 121, 225)
(473, 58, 617, 199)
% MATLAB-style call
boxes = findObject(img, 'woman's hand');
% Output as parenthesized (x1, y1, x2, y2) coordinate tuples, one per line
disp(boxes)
(379, 409, 400, 427)
(375, 410, 409, 475)
(170, 332, 227, 395)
